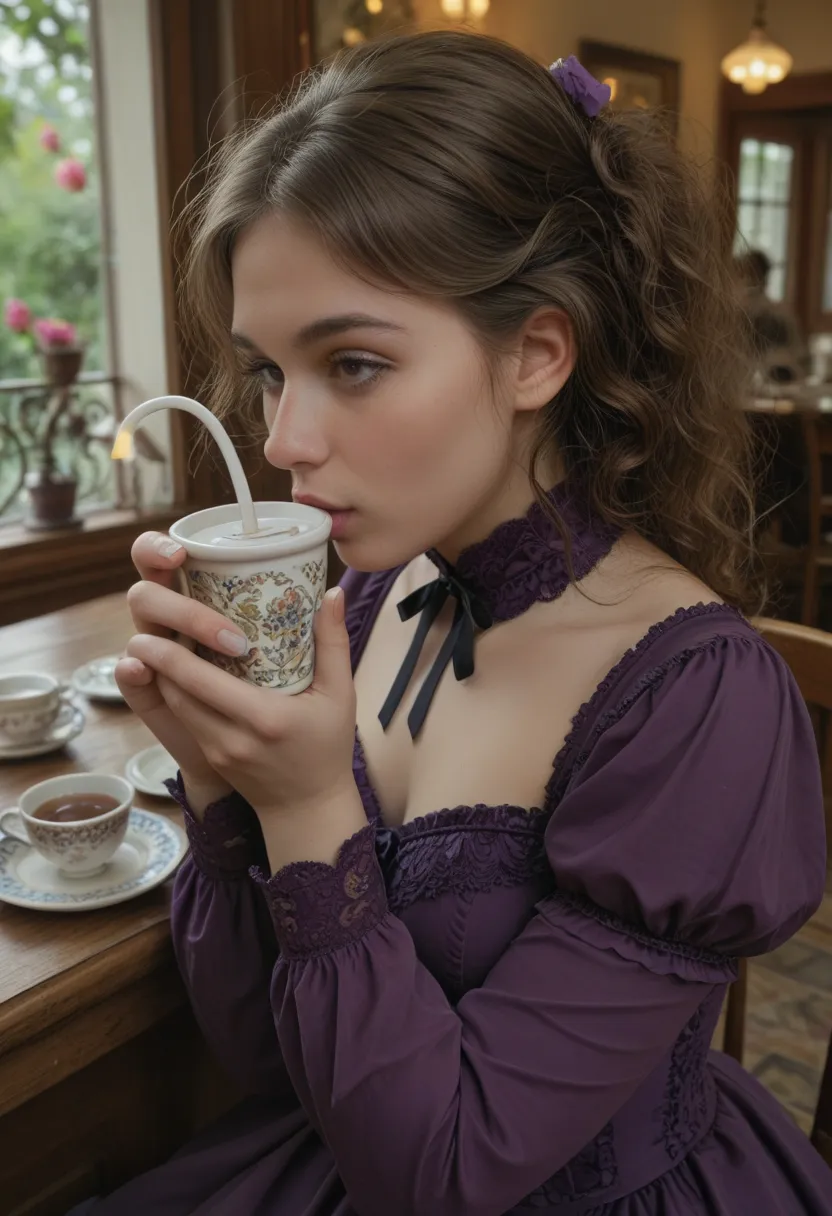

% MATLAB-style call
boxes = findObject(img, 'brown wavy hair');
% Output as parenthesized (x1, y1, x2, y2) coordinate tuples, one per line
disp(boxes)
(179, 30, 764, 612)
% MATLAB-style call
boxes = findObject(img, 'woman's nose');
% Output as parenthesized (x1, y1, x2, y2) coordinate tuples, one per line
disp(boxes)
(263, 392, 328, 470)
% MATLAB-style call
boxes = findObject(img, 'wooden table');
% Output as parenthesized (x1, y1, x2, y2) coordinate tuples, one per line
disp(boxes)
(0, 594, 237, 1216)
(748, 385, 832, 415)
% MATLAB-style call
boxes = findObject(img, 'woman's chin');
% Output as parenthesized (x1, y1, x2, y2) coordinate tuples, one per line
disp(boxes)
(332, 533, 424, 574)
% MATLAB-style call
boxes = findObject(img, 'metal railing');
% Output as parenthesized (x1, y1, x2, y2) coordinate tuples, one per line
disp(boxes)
(0, 372, 125, 522)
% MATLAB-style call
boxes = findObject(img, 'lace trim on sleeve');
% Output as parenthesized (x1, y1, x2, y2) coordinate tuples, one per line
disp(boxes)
(164, 773, 268, 880)
(251, 824, 389, 959)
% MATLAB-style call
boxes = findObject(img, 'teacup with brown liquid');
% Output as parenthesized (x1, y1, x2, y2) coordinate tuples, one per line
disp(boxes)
(0, 774, 133, 877)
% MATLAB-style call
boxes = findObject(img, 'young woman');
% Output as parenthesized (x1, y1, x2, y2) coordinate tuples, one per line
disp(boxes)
(72, 31, 831, 1216)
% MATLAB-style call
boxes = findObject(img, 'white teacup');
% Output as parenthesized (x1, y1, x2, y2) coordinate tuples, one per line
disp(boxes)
(0, 773, 133, 877)
(169, 501, 332, 693)
(0, 672, 75, 745)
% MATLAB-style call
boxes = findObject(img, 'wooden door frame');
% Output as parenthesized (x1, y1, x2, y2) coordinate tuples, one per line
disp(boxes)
(719, 71, 832, 141)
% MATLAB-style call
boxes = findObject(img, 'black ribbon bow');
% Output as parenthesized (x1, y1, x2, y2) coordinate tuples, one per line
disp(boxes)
(378, 567, 493, 740)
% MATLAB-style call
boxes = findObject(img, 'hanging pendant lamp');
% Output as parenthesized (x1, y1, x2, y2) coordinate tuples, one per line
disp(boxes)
(721, 0, 793, 95)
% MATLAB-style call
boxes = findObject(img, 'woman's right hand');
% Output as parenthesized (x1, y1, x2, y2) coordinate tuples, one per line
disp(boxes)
(115, 531, 248, 815)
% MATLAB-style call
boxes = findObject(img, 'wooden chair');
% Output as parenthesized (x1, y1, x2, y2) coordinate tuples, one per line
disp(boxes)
(800, 415, 832, 627)
(722, 617, 832, 1163)
(815, 1039, 832, 1168)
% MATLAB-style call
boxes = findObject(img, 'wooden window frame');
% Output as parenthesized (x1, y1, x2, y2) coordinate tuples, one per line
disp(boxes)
(731, 117, 803, 307)
(0, 0, 326, 626)
(718, 72, 832, 335)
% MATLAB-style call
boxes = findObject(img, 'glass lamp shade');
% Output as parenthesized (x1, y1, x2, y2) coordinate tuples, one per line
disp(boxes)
(441, 0, 490, 18)
(721, 23, 792, 94)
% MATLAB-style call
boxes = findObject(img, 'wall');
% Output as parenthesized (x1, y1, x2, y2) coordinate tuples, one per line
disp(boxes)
(413, 0, 726, 163)
(413, 0, 832, 162)
(717, 0, 832, 76)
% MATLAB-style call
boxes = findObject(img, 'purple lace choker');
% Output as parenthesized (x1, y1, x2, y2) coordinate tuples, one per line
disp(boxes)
(378, 480, 622, 740)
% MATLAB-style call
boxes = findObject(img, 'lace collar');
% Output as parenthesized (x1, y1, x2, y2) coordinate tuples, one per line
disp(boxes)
(426, 479, 622, 624)
(378, 480, 622, 740)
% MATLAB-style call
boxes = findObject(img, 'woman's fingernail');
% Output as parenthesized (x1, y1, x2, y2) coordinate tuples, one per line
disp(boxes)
(120, 658, 146, 678)
(154, 535, 183, 559)
(218, 629, 249, 656)
(326, 586, 345, 624)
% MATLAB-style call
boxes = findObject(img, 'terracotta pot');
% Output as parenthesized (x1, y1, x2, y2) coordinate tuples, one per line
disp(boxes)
(40, 345, 84, 388)
(23, 470, 81, 531)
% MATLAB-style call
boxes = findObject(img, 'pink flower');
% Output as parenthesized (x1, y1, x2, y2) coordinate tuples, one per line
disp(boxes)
(54, 158, 86, 192)
(34, 318, 78, 348)
(4, 298, 32, 334)
(39, 125, 61, 153)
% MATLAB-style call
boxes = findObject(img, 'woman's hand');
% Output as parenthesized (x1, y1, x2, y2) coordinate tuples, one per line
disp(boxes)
(115, 531, 251, 813)
(121, 580, 360, 829)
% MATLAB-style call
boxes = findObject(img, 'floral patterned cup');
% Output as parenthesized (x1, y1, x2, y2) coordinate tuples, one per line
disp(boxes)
(0, 672, 76, 745)
(0, 773, 133, 877)
(168, 502, 332, 693)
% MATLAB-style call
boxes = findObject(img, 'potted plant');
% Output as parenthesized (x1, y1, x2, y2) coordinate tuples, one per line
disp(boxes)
(4, 299, 85, 529)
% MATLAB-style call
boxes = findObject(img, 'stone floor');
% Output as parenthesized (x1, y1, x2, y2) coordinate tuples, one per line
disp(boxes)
(715, 869, 832, 1134)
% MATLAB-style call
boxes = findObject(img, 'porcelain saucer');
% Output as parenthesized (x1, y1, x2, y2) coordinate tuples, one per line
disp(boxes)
(0, 703, 85, 760)
(71, 655, 125, 703)
(125, 744, 178, 799)
(0, 808, 187, 911)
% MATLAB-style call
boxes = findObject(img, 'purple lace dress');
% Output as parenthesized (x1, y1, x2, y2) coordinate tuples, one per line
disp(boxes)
(70, 488, 832, 1215)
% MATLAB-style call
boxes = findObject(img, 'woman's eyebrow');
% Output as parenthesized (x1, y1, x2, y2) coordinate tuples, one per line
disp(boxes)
(231, 332, 263, 353)
(231, 314, 407, 354)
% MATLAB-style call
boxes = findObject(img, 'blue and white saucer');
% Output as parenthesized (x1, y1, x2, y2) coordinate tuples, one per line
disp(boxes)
(71, 655, 125, 704)
(0, 808, 187, 911)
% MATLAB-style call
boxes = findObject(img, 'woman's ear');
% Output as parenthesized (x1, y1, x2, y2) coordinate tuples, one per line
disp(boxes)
(512, 307, 575, 414)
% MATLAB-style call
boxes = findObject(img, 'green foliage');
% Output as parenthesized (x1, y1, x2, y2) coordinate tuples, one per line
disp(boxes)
(0, 0, 103, 379)
(0, 0, 89, 146)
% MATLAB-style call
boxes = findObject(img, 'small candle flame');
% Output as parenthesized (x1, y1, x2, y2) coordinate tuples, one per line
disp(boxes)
(110, 428, 135, 461)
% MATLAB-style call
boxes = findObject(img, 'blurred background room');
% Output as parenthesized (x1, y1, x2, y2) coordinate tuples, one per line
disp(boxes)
(1, 3, 832, 1213)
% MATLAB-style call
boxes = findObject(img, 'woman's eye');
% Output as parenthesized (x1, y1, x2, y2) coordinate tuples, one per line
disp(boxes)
(330, 354, 388, 389)
(257, 364, 283, 390)
(239, 360, 283, 392)
(241, 353, 388, 395)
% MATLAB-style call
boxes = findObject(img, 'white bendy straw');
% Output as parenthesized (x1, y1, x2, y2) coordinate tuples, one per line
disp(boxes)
(112, 395, 260, 536)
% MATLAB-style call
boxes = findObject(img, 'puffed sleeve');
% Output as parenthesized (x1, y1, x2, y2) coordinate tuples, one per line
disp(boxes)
(546, 632, 825, 956)
(253, 631, 825, 1216)
(165, 566, 377, 1101)
(167, 776, 295, 1099)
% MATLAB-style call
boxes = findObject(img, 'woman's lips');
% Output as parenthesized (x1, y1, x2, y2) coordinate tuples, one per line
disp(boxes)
(291, 495, 356, 539)
(327, 509, 355, 540)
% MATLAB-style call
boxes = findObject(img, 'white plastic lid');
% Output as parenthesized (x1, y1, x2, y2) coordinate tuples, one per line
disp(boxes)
(169, 501, 331, 561)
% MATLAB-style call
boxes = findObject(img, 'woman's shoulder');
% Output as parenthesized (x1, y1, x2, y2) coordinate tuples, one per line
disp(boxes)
(577, 529, 726, 624)
(549, 547, 826, 955)
(583, 530, 792, 698)
(563, 530, 789, 773)
(551, 530, 760, 727)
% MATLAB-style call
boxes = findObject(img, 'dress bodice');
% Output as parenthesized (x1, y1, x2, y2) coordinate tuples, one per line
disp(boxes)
(343, 566, 757, 1207)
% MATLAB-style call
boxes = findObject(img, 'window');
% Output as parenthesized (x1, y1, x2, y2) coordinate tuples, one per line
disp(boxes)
(727, 104, 832, 336)
(735, 138, 795, 302)
(0, 0, 119, 523)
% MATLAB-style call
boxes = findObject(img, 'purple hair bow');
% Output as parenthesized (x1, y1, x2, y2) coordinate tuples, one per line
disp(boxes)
(549, 56, 611, 118)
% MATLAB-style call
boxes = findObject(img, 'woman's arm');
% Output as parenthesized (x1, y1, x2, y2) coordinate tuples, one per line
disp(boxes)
(168, 778, 294, 1101)
(164, 565, 380, 1102)
(263, 831, 722, 1216)
(253, 630, 825, 1216)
